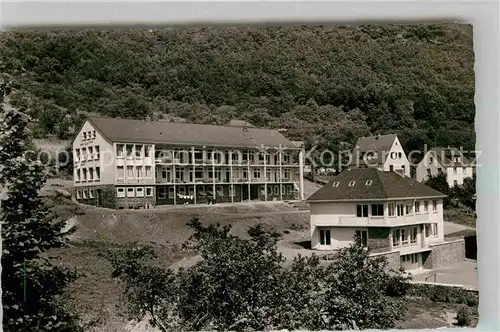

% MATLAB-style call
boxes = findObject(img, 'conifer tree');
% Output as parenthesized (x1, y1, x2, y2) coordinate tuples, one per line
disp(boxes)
(0, 81, 81, 331)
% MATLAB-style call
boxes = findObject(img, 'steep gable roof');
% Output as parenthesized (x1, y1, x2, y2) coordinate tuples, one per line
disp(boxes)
(85, 116, 298, 149)
(350, 134, 398, 166)
(432, 147, 473, 167)
(306, 168, 446, 202)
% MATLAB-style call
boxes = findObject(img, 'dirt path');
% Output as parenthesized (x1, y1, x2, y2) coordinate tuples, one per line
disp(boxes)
(216, 210, 307, 217)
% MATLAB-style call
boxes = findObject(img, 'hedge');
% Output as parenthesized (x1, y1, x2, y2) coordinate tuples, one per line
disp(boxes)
(407, 283, 478, 305)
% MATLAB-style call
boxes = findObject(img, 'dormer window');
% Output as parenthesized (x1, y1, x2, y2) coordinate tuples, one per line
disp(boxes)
(348, 181, 356, 187)
(429, 156, 433, 163)
(332, 182, 340, 187)
(365, 180, 372, 186)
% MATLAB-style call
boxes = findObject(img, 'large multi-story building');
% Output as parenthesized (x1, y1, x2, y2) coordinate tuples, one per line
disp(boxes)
(306, 168, 465, 271)
(72, 116, 305, 209)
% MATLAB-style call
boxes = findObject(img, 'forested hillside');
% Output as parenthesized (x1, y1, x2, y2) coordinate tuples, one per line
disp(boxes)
(0, 24, 475, 160)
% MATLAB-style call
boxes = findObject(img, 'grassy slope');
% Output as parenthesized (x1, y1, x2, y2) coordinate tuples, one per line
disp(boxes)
(42, 180, 476, 330)
(48, 201, 473, 331)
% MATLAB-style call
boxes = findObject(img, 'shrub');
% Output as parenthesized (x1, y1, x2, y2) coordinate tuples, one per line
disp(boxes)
(456, 306, 471, 327)
(385, 271, 412, 297)
(407, 284, 474, 305)
(467, 296, 479, 307)
(107, 219, 409, 331)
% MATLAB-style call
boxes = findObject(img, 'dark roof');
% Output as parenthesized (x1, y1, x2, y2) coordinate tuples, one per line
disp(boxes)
(350, 134, 398, 166)
(306, 168, 446, 202)
(86, 116, 298, 149)
(431, 147, 473, 167)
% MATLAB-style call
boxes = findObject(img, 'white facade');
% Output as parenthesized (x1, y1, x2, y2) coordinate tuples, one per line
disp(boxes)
(72, 120, 115, 186)
(310, 198, 445, 259)
(416, 151, 473, 187)
(72, 119, 305, 206)
(381, 136, 411, 177)
(352, 136, 410, 177)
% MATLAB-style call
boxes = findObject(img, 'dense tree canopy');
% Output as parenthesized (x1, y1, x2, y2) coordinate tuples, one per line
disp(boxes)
(107, 219, 411, 331)
(0, 24, 475, 161)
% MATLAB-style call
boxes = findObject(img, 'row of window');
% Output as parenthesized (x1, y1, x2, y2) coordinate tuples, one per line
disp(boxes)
(356, 203, 384, 217)
(318, 224, 438, 249)
(401, 253, 418, 264)
(319, 229, 368, 247)
(116, 144, 153, 159)
(390, 152, 404, 160)
(82, 130, 96, 141)
(426, 167, 468, 176)
(75, 146, 100, 162)
(155, 168, 294, 182)
(76, 189, 96, 199)
(363, 151, 404, 160)
(392, 227, 418, 247)
(155, 184, 294, 199)
(392, 224, 438, 248)
(117, 166, 153, 179)
(75, 167, 101, 181)
(355, 200, 438, 218)
(154, 148, 293, 164)
(116, 187, 154, 198)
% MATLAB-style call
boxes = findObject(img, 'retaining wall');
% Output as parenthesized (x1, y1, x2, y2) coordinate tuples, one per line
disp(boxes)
(430, 239, 466, 269)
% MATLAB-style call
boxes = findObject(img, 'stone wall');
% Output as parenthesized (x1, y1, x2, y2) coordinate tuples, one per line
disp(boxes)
(116, 196, 155, 210)
(75, 184, 116, 208)
(367, 228, 391, 252)
(430, 239, 466, 269)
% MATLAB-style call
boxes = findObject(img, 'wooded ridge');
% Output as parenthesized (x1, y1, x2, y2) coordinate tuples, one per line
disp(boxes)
(0, 24, 474, 159)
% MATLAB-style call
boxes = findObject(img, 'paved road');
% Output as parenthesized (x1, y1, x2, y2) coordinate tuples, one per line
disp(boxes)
(443, 221, 475, 235)
(412, 260, 478, 289)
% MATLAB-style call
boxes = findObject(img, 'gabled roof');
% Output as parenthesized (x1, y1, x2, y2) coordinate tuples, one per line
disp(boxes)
(350, 134, 398, 166)
(84, 116, 299, 149)
(431, 147, 474, 167)
(306, 168, 446, 202)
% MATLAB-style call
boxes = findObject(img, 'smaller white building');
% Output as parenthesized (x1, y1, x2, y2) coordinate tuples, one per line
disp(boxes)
(349, 134, 410, 177)
(306, 168, 463, 271)
(415, 147, 474, 187)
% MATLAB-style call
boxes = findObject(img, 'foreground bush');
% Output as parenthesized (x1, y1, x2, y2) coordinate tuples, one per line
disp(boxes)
(456, 306, 471, 327)
(407, 283, 478, 305)
(107, 219, 410, 331)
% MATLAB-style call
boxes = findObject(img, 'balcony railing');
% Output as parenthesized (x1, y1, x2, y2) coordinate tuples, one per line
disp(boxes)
(152, 176, 300, 184)
(339, 216, 386, 226)
(338, 213, 432, 227)
(155, 158, 173, 165)
(389, 213, 429, 224)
